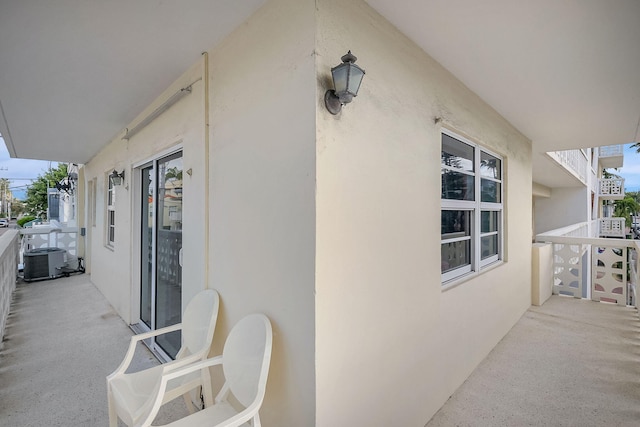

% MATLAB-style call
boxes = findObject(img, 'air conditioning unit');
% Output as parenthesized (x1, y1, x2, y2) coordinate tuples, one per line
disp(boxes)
(23, 248, 66, 282)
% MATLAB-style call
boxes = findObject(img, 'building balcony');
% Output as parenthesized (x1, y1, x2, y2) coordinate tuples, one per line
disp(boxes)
(598, 144, 624, 169)
(546, 149, 589, 186)
(599, 217, 626, 238)
(598, 177, 625, 200)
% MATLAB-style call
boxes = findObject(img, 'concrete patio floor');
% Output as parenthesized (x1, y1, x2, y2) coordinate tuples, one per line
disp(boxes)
(427, 295, 640, 427)
(2, 275, 639, 426)
(0, 274, 189, 427)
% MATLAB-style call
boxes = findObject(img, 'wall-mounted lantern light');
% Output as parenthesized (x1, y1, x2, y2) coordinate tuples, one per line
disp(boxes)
(109, 170, 125, 186)
(324, 50, 366, 115)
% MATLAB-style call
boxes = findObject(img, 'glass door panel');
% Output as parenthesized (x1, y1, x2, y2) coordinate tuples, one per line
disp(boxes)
(154, 153, 183, 358)
(138, 151, 183, 360)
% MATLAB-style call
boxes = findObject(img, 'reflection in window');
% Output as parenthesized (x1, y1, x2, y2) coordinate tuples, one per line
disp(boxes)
(441, 130, 503, 283)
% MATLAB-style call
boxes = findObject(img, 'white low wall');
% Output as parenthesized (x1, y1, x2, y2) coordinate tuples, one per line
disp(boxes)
(532, 243, 553, 306)
(0, 230, 20, 349)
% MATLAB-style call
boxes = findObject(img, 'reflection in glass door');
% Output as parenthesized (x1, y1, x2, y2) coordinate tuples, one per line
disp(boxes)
(139, 151, 183, 359)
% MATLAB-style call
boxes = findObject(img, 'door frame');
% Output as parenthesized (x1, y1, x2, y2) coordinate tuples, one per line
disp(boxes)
(130, 143, 183, 360)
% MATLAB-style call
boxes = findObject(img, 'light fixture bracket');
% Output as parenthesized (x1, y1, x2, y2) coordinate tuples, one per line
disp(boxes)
(324, 90, 343, 115)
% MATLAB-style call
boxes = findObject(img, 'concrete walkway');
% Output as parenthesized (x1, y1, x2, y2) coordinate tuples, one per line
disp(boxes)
(0, 274, 188, 426)
(427, 295, 640, 427)
(2, 277, 639, 426)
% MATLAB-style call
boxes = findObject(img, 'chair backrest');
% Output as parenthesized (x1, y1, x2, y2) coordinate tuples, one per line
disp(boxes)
(181, 289, 220, 358)
(222, 313, 273, 408)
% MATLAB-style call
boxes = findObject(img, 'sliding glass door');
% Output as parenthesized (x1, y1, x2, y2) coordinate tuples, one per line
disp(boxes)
(139, 151, 183, 359)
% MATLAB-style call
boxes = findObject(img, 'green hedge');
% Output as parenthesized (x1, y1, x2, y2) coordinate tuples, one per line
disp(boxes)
(17, 216, 36, 227)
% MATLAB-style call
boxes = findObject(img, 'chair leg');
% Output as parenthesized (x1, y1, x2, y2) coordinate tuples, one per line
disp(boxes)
(107, 392, 118, 427)
(201, 369, 214, 408)
(182, 390, 197, 414)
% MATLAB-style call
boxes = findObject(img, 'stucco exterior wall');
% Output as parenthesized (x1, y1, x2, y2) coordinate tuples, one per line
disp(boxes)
(207, 0, 316, 425)
(535, 186, 590, 234)
(83, 61, 206, 323)
(315, 1, 532, 425)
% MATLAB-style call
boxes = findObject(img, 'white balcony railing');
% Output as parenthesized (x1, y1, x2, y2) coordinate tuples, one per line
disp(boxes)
(599, 178, 625, 200)
(599, 145, 624, 157)
(599, 217, 626, 238)
(536, 221, 638, 309)
(599, 145, 624, 169)
(547, 149, 589, 184)
(20, 222, 79, 268)
(0, 230, 20, 348)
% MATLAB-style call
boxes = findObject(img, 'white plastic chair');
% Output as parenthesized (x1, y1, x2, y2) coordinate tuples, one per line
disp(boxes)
(107, 289, 220, 427)
(139, 313, 273, 427)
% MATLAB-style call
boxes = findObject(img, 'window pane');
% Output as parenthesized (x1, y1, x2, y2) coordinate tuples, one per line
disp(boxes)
(442, 170, 474, 200)
(481, 179, 501, 203)
(441, 240, 471, 273)
(442, 134, 474, 172)
(481, 234, 498, 260)
(481, 211, 499, 233)
(442, 210, 472, 239)
(480, 152, 501, 179)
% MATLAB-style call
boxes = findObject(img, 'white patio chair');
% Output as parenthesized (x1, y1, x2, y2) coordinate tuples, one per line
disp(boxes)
(107, 289, 220, 427)
(139, 313, 273, 427)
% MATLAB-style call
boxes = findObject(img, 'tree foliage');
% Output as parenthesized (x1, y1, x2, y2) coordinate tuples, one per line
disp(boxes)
(25, 164, 67, 218)
(613, 194, 640, 228)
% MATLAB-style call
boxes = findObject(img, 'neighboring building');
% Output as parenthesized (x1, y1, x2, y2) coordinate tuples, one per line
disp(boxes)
(1, 1, 639, 426)
(534, 146, 625, 238)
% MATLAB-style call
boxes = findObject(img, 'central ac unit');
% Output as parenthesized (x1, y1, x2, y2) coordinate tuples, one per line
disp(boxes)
(23, 247, 66, 282)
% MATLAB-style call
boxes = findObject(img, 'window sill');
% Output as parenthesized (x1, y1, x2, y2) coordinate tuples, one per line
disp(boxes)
(441, 260, 504, 292)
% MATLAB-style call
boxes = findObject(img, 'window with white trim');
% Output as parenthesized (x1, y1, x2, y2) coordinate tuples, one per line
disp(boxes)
(106, 174, 115, 246)
(441, 130, 503, 284)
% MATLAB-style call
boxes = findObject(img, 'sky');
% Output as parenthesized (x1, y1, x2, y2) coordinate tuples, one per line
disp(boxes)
(0, 136, 58, 200)
(618, 143, 640, 193)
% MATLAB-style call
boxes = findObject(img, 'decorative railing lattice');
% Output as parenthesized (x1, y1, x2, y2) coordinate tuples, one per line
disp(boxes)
(537, 222, 638, 308)
(20, 225, 79, 266)
(592, 246, 627, 305)
(599, 178, 625, 199)
(599, 217, 625, 238)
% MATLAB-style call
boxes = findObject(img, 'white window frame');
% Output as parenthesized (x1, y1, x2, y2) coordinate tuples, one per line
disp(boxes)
(106, 173, 115, 247)
(441, 129, 504, 285)
(89, 178, 97, 227)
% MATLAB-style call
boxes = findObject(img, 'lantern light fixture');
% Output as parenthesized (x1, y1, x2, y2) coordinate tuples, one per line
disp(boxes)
(324, 50, 366, 115)
(109, 169, 125, 186)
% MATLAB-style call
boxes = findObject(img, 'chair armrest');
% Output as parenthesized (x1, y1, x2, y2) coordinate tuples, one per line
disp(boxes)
(139, 356, 224, 427)
(107, 323, 183, 380)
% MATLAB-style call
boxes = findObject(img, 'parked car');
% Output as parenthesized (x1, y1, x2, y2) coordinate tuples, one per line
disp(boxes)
(0, 219, 8, 227)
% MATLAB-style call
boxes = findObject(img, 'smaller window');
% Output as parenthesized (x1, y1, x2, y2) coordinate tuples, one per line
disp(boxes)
(106, 174, 115, 246)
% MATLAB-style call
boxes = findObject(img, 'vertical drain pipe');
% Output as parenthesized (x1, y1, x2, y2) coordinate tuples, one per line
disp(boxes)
(202, 51, 211, 290)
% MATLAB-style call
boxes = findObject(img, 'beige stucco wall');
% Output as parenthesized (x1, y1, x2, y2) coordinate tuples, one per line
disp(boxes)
(206, 0, 316, 425)
(83, 1, 317, 424)
(535, 186, 590, 234)
(315, 0, 532, 425)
